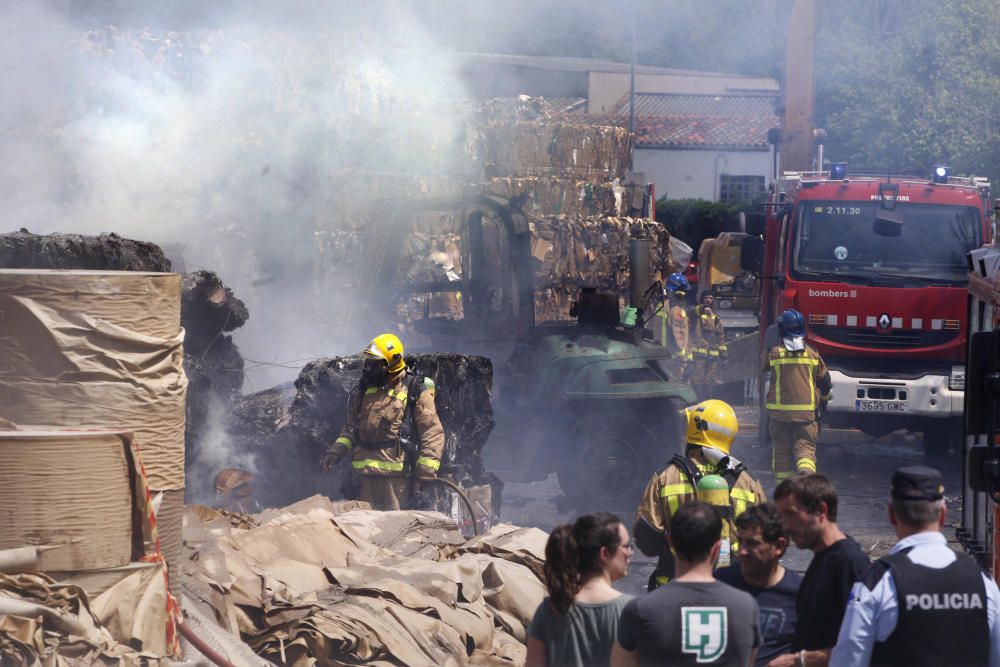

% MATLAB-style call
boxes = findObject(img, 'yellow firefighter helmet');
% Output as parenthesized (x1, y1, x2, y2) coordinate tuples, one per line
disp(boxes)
(365, 333, 406, 374)
(684, 399, 739, 454)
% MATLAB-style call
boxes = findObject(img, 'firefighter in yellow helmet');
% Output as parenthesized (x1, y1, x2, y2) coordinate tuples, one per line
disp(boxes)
(690, 292, 728, 390)
(633, 399, 766, 591)
(319, 334, 445, 511)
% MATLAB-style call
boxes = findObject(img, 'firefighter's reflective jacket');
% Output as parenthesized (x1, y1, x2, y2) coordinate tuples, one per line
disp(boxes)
(327, 372, 444, 476)
(651, 302, 692, 360)
(691, 305, 727, 358)
(761, 344, 833, 423)
(633, 449, 766, 562)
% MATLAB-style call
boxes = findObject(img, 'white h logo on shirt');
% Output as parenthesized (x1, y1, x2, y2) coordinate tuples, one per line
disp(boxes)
(682, 607, 728, 662)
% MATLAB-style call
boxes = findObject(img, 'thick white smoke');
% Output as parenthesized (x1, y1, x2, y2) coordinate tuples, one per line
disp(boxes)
(0, 2, 473, 390)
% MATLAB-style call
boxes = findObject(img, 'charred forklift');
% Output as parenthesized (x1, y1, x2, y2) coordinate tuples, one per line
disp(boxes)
(371, 195, 696, 507)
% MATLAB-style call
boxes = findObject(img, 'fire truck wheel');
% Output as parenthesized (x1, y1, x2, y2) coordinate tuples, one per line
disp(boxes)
(556, 400, 684, 507)
(922, 418, 962, 467)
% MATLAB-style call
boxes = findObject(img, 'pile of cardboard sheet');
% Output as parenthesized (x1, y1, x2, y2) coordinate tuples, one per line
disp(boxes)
(0, 571, 162, 665)
(183, 496, 546, 666)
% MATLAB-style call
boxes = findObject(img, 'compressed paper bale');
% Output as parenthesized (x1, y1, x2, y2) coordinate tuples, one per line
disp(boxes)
(473, 120, 633, 180)
(0, 269, 181, 341)
(0, 379, 186, 491)
(0, 431, 134, 571)
(155, 488, 185, 602)
(0, 230, 170, 272)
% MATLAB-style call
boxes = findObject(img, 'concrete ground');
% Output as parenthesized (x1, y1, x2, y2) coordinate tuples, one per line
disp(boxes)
(495, 406, 964, 596)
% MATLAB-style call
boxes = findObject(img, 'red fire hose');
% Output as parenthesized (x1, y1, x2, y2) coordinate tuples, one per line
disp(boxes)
(177, 621, 238, 667)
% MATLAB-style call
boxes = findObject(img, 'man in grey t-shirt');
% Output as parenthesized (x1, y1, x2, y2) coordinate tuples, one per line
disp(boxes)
(612, 502, 760, 667)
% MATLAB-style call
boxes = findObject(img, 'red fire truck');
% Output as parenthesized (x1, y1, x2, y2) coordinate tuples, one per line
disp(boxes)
(742, 166, 992, 459)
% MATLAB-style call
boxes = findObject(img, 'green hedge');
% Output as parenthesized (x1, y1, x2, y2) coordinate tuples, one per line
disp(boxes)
(655, 198, 758, 259)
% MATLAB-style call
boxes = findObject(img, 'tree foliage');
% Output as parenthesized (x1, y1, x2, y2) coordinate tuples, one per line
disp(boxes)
(814, 0, 1000, 183)
(655, 198, 747, 255)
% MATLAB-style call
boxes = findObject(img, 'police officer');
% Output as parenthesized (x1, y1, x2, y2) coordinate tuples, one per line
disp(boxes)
(319, 333, 444, 511)
(633, 398, 767, 591)
(830, 466, 1000, 667)
(762, 309, 832, 481)
(691, 291, 728, 389)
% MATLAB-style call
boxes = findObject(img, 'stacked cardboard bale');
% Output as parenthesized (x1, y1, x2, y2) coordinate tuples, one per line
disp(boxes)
(484, 176, 641, 218)
(0, 428, 178, 656)
(0, 269, 187, 602)
(529, 216, 678, 321)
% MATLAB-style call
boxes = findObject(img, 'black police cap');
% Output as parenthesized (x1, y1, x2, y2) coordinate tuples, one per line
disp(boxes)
(891, 466, 945, 502)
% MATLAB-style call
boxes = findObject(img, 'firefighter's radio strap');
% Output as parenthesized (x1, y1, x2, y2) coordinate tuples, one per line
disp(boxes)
(669, 453, 747, 494)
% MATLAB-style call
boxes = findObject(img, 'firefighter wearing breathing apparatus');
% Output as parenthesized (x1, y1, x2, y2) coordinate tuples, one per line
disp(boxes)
(763, 308, 832, 482)
(651, 272, 694, 380)
(633, 399, 767, 591)
(320, 333, 444, 511)
(690, 291, 728, 387)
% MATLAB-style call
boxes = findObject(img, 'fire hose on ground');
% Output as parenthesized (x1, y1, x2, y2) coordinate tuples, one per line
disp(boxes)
(421, 476, 482, 536)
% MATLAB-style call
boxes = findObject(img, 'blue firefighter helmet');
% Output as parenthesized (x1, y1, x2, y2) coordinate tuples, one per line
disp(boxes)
(777, 309, 806, 338)
(665, 272, 691, 296)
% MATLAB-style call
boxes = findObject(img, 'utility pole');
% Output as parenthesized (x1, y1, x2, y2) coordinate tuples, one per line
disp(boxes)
(782, 0, 817, 172)
(629, 1, 636, 135)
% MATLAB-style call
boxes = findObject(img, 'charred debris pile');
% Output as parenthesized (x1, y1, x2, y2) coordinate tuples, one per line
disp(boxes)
(181, 270, 250, 469)
(0, 228, 170, 271)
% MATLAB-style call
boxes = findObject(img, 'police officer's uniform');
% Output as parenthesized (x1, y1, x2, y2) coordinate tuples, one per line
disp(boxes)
(830, 467, 1000, 667)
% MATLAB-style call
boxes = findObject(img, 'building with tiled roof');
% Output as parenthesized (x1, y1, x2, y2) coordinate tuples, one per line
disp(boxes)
(596, 92, 780, 201)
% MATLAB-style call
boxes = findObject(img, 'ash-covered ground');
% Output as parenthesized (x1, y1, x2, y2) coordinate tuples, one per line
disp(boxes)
(495, 406, 964, 596)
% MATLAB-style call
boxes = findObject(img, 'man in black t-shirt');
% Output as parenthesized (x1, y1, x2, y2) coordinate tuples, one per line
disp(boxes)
(613, 502, 761, 667)
(767, 475, 870, 667)
(717, 503, 801, 667)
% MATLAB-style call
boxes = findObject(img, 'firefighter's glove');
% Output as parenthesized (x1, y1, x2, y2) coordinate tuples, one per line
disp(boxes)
(320, 452, 341, 472)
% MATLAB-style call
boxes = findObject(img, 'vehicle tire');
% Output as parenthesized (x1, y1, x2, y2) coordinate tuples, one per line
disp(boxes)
(556, 400, 684, 508)
(923, 418, 963, 468)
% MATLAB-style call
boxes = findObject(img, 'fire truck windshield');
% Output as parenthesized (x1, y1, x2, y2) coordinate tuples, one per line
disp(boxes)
(791, 201, 980, 285)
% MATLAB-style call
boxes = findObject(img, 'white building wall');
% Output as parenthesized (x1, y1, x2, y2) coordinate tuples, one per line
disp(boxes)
(633, 148, 772, 201)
